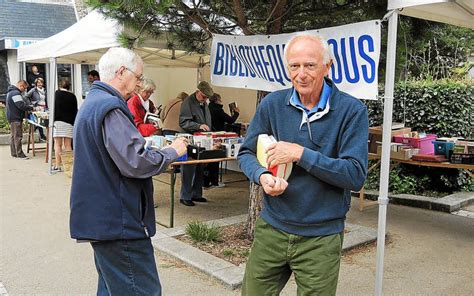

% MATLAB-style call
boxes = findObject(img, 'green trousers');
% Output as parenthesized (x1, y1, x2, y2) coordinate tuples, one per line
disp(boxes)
(242, 218, 343, 296)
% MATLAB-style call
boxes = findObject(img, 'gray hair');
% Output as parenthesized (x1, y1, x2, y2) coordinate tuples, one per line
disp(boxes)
(140, 78, 156, 92)
(98, 47, 143, 82)
(284, 34, 332, 65)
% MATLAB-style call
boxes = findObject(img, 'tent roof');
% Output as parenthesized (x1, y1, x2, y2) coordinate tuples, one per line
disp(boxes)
(17, 10, 209, 68)
(388, 0, 474, 29)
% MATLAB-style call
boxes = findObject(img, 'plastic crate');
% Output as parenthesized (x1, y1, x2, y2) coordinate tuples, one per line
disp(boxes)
(432, 141, 455, 159)
(450, 154, 474, 164)
(392, 134, 437, 154)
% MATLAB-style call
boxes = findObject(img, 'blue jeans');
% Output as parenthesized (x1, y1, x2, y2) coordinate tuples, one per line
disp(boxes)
(91, 238, 162, 296)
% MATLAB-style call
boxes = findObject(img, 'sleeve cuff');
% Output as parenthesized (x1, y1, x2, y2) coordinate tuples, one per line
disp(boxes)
(254, 167, 271, 185)
(161, 146, 179, 161)
(297, 147, 318, 171)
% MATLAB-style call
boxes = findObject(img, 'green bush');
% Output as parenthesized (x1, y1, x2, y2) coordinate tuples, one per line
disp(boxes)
(365, 161, 471, 196)
(367, 79, 474, 138)
(0, 107, 10, 133)
(185, 221, 221, 243)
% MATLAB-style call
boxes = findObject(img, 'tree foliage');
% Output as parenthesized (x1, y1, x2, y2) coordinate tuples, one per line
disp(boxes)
(87, 0, 387, 52)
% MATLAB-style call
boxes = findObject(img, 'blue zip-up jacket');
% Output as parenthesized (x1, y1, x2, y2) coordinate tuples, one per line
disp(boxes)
(238, 78, 368, 236)
(70, 82, 156, 241)
(6, 85, 33, 122)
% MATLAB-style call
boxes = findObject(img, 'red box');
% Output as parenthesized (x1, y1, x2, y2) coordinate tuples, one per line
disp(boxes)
(392, 134, 437, 154)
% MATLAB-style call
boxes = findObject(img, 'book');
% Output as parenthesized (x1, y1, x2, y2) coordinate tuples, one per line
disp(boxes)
(229, 102, 237, 115)
(257, 134, 292, 180)
(144, 112, 162, 128)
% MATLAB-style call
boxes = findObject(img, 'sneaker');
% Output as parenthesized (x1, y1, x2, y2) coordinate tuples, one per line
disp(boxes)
(52, 167, 62, 173)
(211, 182, 226, 188)
(17, 154, 29, 160)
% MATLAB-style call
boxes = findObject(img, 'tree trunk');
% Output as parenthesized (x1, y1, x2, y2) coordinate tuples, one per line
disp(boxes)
(245, 90, 269, 240)
(246, 182, 264, 239)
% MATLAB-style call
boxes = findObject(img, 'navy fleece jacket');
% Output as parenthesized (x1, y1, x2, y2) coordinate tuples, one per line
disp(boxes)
(237, 79, 368, 236)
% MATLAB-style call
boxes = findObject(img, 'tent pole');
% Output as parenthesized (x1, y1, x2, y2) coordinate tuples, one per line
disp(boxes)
(375, 10, 398, 296)
(47, 57, 57, 174)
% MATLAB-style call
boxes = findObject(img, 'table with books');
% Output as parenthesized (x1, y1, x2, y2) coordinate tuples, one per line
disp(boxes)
(148, 132, 242, 228)
(360, 126, 474, 211)
(26, 111, 49, 162)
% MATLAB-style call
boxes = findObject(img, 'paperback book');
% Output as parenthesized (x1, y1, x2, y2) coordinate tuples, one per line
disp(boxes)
(257, 134, 292, 180)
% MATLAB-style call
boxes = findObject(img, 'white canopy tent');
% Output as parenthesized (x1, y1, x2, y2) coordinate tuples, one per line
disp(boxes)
(17, 10, 209, 173)
(17, 10, 210, 67)
(377, 1, 473, 295)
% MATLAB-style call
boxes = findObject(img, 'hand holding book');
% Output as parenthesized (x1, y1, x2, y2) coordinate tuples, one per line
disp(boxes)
(257, 134, 294, 180)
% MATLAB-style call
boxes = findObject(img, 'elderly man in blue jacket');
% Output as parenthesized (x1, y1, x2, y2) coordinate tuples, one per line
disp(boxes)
(238, 34, 369, 295)
(70, 47, 188, 296)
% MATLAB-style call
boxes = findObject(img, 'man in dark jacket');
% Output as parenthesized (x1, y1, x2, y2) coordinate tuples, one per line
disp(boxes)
(178, 81, 214, 206)
(70, 47, 188, 295)
(6, 80, 32, 159)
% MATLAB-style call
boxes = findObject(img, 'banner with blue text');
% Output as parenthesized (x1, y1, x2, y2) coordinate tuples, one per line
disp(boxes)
(210, 20, 380, 100)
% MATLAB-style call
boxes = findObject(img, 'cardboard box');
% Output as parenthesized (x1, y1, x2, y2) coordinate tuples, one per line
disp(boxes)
(377, 145, 419, 160)
(368, 126, 411, 153)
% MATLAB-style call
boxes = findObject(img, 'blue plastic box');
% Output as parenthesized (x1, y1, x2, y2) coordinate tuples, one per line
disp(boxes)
(432, 141, 455, 158)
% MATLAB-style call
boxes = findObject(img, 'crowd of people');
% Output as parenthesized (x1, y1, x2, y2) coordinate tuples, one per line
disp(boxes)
(5, 33, 368, 296)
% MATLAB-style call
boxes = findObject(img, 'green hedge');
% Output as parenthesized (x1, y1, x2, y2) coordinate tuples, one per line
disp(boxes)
(364, 79, 474, 195)
(366, 79, 473, 138)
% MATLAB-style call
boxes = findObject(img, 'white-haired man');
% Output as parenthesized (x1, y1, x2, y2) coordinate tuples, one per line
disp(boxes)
(70, 47, 188, 295)
(238, 34, 369, 295)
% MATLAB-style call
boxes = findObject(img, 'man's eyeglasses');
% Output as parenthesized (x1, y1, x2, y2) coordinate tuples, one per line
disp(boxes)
(125, 67, 144, 82)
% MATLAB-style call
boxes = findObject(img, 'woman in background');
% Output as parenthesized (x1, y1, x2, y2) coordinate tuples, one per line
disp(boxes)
(127, 78, 160, 137)
(53, 80, 77, 172)
(26, 77, 47, 141)
(204, 93, 240, 189)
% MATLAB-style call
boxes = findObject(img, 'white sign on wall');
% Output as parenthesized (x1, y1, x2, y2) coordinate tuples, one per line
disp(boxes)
(210, 20, 381, 100)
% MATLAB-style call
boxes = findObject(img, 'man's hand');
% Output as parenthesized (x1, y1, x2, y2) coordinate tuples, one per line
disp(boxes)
(234, 106, 240, 113)
(266, 141, 304, 168)
(169, 137, 188, 156)
(199, 124, 210, 131)
(259, 173, 288, 196)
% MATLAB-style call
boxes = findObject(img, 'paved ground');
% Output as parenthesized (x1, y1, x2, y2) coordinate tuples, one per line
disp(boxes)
(1, 145, 473, 295)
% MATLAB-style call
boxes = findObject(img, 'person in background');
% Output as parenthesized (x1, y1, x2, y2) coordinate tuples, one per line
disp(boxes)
(87, 70, 100, 84)
(238, 34, 368, 295)
(6, 80, 33, 159)
(25, 77, 47, 141)
(127, 78, 160, 137)
(70, 47, 188, 295)
(203, 93, 241, 188)
(178, 81, 213, 207)
(161, 92, 188, 136)
(53, 80, 78, 172)
(27, 65, 44, 91)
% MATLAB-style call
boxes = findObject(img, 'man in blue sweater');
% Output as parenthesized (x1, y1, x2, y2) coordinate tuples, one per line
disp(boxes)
(238, 34, 368, 295)
(70, 48, 188, 295)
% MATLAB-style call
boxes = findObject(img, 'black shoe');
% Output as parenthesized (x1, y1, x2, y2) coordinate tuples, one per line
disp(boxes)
(17, 154, 29, 160)
(192, 197, 207, 203)
(180, 199, 195, 206)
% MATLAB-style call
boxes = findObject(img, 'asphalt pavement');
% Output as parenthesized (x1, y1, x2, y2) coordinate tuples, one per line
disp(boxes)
(1, 145, 473, 295)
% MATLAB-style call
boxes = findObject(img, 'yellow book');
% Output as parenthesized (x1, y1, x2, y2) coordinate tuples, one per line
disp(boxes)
(257, 134, 292, 180)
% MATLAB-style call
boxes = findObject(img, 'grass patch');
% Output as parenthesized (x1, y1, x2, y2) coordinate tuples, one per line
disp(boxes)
(185, 221, 221, 243)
